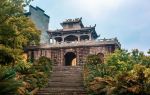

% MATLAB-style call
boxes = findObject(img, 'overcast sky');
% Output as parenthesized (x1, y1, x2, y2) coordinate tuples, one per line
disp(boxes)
(29, 0, 150, 53)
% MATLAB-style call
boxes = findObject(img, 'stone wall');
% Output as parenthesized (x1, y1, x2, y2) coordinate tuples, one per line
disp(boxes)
(28, 44, 116, 65)
(28, 5, 50, 44)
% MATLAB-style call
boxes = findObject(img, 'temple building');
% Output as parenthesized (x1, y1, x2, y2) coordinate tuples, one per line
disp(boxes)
(27, 16, 121, 66)
(48, 18, 98, 44)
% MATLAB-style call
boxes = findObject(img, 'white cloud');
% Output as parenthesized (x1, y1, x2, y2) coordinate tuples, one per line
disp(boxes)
(66, 0, 124, 19)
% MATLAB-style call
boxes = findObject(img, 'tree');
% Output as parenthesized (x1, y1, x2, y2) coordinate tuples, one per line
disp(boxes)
(84, 49, 150, 95)
(0, 0, 46, 94)
(148, 49, 150, 54)
(0, 0, 40, 49)
(0, 0, 40, 65)
(0, 0, 34, 24)
(0, 16, 40, 49)
(0, 45, 23, 65)
(0, 0, 24, 25)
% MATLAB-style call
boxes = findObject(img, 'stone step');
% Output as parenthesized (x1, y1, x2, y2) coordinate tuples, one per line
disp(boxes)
(52, 70, 83, 72)
(50, 73, 82, 77)
(48, 82, 84, 87)
(51, 71, 82, 75)
(36, 92, 87, 95)
(52, 70, 82, 73)
(37, 87, 86, 92)
(53, 67, 82, 70)
(36, 66, 87, 95)
(49, 77, 83, 82)
(53, 66, 83, 71)
(53, 66, 82, 68)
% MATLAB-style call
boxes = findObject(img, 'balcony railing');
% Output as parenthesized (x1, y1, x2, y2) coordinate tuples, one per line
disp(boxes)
(38, 38, 121, 48)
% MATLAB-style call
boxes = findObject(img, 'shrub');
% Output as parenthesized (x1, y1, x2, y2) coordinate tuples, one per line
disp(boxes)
(14, 56, 53, 95)
(83, 49, 150, 95)
(0, 45, 23, 65)
(86, 54, 102, 65)
(34, 56, 53, 73)
(0, 65, 22, 94)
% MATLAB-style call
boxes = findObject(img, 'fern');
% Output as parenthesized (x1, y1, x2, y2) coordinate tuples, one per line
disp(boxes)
(0, 66, 22, 94)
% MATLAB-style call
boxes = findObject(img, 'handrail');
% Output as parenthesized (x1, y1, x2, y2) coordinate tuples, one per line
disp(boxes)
(37, 38, 121, 48)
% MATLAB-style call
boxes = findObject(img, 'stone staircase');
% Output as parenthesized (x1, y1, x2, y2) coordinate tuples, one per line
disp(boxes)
(36, 66, 87, 95)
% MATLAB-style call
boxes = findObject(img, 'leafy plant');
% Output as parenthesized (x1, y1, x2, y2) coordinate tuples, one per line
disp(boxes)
(15, 56, 53, 95)
(86, 54, 102, 65)
(84, 49, 150, 95)
(0, 66, 22, 94)
(0, 45, 23, 65)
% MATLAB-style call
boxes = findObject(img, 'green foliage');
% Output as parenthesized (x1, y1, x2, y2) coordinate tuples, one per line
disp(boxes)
(141, 55, 150, 68)
(84, 49, 150, 95)
(15, 56, 53, 95)
(0, 65, 22, 94)
(114, 64, 150, 95)
(0, 16, 40, 49)
(0, 0, 24, 25)
(0, 0, 40, 49)
(0, 0, 42, 94)
(130, 49, 144, 65)
(86, 54, 102, 65)
(84, 64, 112, 83)
(0, 45, 23, 65)
(106, 49, 133, 72)
(34, 56, 53, 73)
(148, 49, 150, 54)
(14, 61, 31, 74)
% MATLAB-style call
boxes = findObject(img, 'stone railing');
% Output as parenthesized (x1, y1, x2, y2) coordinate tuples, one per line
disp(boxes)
(39, 38, 121, 48)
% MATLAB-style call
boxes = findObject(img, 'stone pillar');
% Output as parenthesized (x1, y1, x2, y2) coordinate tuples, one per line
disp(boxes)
(51, 38, 53, 44)
(34, 51, 37, 60)
(77, 35, 80, 41)
(60, 49, 64, 66)
(49, 38, 51, 44)
(89, 33, 92, 40)
(62, 36, 64, 43)
(76, 48, 80, 65)
(37, 50, 40, 59)
(51, 37, 53, 44)
(52, 37, 56, 44)
(54, 39, 56, 44)
(48, 50, 51, 59)
(36, 50, 39, 59)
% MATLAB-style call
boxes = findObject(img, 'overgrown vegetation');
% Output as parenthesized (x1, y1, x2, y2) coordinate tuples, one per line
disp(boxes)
(15, 57, 52, 95)
(0, 0, 53, 94)
(0, 66, 22, 94)
(83, 49, 150, 95)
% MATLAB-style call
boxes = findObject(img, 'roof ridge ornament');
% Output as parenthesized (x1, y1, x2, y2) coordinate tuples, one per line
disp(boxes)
(80, 17, 82, 21)
(63, 17, 82, 23)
